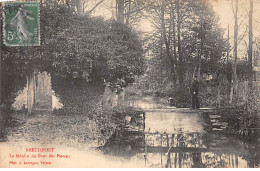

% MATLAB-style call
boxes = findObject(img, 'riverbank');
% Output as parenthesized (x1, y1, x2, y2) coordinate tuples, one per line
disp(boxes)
(1, 104, 145, 150)
(1, 98, 259, 168)
(201, 107, 260, 137)
(1, 110, 98, 150)
(143, 95, 260, 137)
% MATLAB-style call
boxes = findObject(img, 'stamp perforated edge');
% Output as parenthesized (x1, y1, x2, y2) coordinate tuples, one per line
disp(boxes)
(2, 1, 40, 46)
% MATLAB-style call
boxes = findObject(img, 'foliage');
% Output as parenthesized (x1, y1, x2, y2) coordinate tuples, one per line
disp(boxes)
(1, 5, 145, 112)
(51, 73, 144, 142)
(51, 76, 104, 116)
(140, 0, 228, 106)
(206, 88, 260, 137)
(236, 88, 260, 136)
(1, 54, 27, 112)
(169, 87, 191, 108)
(95, 104, 144, 138)
(0, 53, 27, 139)
(42, 6, 145, 116)
(40, 6, 145, 84)
(220, 107, 259, 137)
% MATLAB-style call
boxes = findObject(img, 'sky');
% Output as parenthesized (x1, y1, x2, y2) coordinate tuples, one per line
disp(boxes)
(212, 0, 260, 57)
(91, 0, 260, 33)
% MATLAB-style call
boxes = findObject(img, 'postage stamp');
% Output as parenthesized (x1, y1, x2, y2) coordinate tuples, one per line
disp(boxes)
(3, 2, 40, 46)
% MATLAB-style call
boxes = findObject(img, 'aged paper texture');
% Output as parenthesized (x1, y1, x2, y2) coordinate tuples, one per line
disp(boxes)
(0, 0, 259, 168)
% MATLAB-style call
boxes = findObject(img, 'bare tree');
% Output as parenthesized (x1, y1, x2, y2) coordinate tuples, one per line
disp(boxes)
(230, 0, 238, 103)
(248, 0, 253, 91)
(170, 0, 179, 84)
(161, 2, 177, 82)
(197, 15, 205, 81)
(176, 0, 184, 87)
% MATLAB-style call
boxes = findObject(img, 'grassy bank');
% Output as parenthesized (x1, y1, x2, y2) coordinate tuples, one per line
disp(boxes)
(202, 106, 260, 137)
(1, 104, 144, 151)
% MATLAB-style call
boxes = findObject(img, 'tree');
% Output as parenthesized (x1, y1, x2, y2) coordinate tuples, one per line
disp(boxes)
(76, 0, 83, 16)
(248, 0, 253, 91)
(116, 0, 124, 22)
(176, 0, 184, 86)
(1, 0, 108, 114)
(114, 0, 146, 26)
(1, 5, 145, 113)
(40, 0, 105, 16)
(161, 2, 176, 82)
(230, 0, 239, 103)
(141, 0, 227, 106)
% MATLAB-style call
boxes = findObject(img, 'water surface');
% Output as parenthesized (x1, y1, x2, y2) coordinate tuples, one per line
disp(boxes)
(103, 109, 259, 168)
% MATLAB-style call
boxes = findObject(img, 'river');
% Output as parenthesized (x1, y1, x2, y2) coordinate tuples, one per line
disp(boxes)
(102, 100, 259, 168)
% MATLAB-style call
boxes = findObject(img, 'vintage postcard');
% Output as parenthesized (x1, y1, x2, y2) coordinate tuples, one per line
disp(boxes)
(0, 0, 259, 168)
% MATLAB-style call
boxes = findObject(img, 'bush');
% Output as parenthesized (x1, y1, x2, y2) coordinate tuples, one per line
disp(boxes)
(51, 76, 144, 143)
(96, 105, 143, 135)
(167, 87, 191, 108)
(51, 76, 104, 116)
(236, 90, 260, 136)
(209, 89, 260, 137)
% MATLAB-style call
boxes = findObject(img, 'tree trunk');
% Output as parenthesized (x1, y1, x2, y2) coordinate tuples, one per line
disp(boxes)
(176, 0, 184, 87)
(159, 31, 163, 89)
(34, 72, 37, 103)
(227, 24, 230, 61)
(248, 0, 253, 92)
(216, 71, 221, 108)
(117, 0, 124, 23)
(230, 0, 238, 103)
(170, 1, 179, 85)
(197, 16, 204, 80)
(126, 0, 131, 25)
(27, 71, 35, 114)
(161, 5, 175, 81)
(76, 0, 83, 16)
(66, 0, 71, 9)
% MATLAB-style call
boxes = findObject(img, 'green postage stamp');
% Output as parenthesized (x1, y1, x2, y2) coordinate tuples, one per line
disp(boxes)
(3, 2, 40, 46)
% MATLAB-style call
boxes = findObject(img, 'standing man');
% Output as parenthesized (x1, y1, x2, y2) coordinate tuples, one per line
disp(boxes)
(190, 76, 200, 109)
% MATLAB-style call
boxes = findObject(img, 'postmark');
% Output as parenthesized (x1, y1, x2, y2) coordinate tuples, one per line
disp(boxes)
(3, 2, 40, 46)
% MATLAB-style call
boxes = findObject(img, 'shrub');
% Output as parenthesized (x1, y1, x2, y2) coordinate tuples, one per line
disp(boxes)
(97, 105, 143, 133)
(167, 87, 191, 108)
(51, 76, 104, 116)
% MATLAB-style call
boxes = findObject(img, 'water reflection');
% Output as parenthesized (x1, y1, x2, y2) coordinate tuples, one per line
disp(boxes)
(136, 151, 248, 168)
(103, 111, 259, 168)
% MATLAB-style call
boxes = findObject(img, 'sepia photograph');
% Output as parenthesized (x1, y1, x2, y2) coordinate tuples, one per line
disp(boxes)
(0, 0, 259, 168)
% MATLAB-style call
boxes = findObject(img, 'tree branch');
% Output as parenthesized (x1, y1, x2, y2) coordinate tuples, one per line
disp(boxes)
(238, 12, 248, 29)
(228, 27, 248, 54)
(124, 5, 151, 15)
(86, 0, 105, 15)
